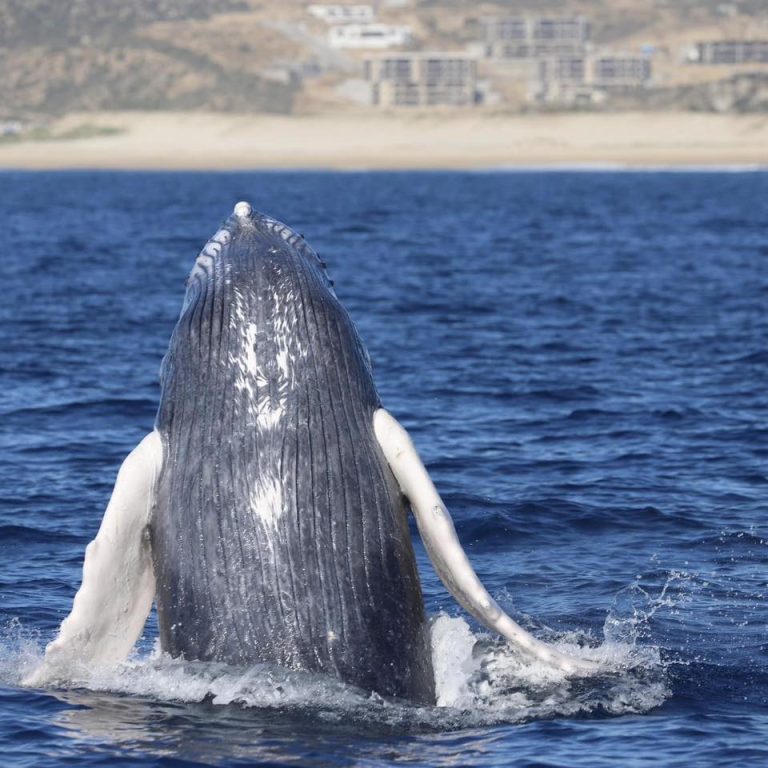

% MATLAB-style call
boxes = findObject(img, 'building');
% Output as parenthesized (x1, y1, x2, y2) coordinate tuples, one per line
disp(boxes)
(530, 56, 589, 104)
(592, 55, 652, 88)
(480, 16, 591, 59)
(329, 23, 412, 49)
(685, 40, 768, 65)
(530, 53, 652, 104)
(365, 53, 478, 107)
(307, 4, 374, 23)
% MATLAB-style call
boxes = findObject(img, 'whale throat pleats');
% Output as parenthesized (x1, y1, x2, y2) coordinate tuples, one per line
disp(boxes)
(152, 215, 435, 701)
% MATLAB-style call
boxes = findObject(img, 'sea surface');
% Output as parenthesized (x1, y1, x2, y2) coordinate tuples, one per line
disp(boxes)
(0, 170, 766, 767)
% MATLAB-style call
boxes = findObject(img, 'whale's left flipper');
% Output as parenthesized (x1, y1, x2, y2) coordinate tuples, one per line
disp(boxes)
(23, 430, 162, 687)
(373, 409, 596, 675)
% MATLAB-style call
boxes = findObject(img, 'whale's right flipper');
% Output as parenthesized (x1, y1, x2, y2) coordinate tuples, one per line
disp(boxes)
(23, 430, 163, 687)
(373, 409, 596, 675)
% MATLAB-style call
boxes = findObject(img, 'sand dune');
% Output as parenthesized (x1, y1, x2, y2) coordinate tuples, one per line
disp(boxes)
(2, 111, 767, 170)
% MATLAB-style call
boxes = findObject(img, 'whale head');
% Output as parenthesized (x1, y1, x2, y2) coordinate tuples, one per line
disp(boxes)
(181, 201, 333, 313)
(156, 201, 371, 434)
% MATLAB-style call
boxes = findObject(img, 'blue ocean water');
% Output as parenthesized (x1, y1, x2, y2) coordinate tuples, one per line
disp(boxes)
(0, 170, 766, 767)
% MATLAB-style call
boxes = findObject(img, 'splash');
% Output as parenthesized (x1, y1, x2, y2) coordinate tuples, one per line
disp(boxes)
(604, 571, 695, 646)
(430, 612, 668, 722)
(2, 592, 673, 731)
(0, 618, 45, 685)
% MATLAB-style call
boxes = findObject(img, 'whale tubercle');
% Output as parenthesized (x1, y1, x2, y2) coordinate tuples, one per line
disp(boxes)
(234, 201, 252, 219)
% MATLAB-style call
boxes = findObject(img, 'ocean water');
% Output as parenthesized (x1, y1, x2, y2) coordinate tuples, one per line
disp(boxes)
(0, 170, 766, 767)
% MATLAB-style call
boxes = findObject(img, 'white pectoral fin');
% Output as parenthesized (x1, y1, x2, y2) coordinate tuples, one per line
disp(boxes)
(373, 409, 596, 675)
(23, 430, 163, 687)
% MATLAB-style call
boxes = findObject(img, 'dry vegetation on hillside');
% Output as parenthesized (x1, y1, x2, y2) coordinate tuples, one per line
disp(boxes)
(1, 0, 767, 118)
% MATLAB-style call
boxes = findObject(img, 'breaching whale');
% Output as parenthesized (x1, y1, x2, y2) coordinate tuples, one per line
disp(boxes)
(26, 202, 594, 700)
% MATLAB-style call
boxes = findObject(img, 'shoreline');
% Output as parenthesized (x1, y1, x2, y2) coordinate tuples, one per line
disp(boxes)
(6, 164, 766, 174)
(1, 111, 767, 171)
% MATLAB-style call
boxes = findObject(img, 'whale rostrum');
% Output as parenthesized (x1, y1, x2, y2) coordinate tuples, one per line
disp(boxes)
(25, 202, 595, 694)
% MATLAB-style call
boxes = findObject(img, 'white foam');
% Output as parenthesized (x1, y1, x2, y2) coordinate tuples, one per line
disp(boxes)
(4, 605, 670, 729)
(431, 614, 481, 707)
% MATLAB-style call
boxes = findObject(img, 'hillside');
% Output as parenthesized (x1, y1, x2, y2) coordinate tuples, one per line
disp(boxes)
(0, 0, 300, 116)
(1, 0, 767, 120)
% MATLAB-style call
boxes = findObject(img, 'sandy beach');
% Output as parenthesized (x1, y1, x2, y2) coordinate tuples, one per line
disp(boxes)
(2, 111, 767, 170)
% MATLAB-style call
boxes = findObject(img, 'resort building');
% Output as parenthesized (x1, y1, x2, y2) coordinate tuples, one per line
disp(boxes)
(685, 40, 768, 65)
(480, 15, 591, 59)
(329, 23, 412, 49)
(530, 53, 652, 104)
(592, 55, 652, 88)
(364, 53, 478, 107)
(307, 4, 374, 24)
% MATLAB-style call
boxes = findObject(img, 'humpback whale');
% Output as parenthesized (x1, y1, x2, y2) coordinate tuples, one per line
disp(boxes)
(26, 202, 594, 700)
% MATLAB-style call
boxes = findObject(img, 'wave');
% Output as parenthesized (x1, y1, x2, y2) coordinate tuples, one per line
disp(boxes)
(1, 397, 156, 420)
(0, 524, 82, 545)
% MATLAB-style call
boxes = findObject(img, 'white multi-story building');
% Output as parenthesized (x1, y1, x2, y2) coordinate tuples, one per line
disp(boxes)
(329, 24, 412, 49)
(685, 40, 768, 65)
(365, 53, 478, 107)
(530, 53, 652, 104)
(307, 4, 375, 24)
(592, 55, 652, 87)
(481, 16, 591, 59)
